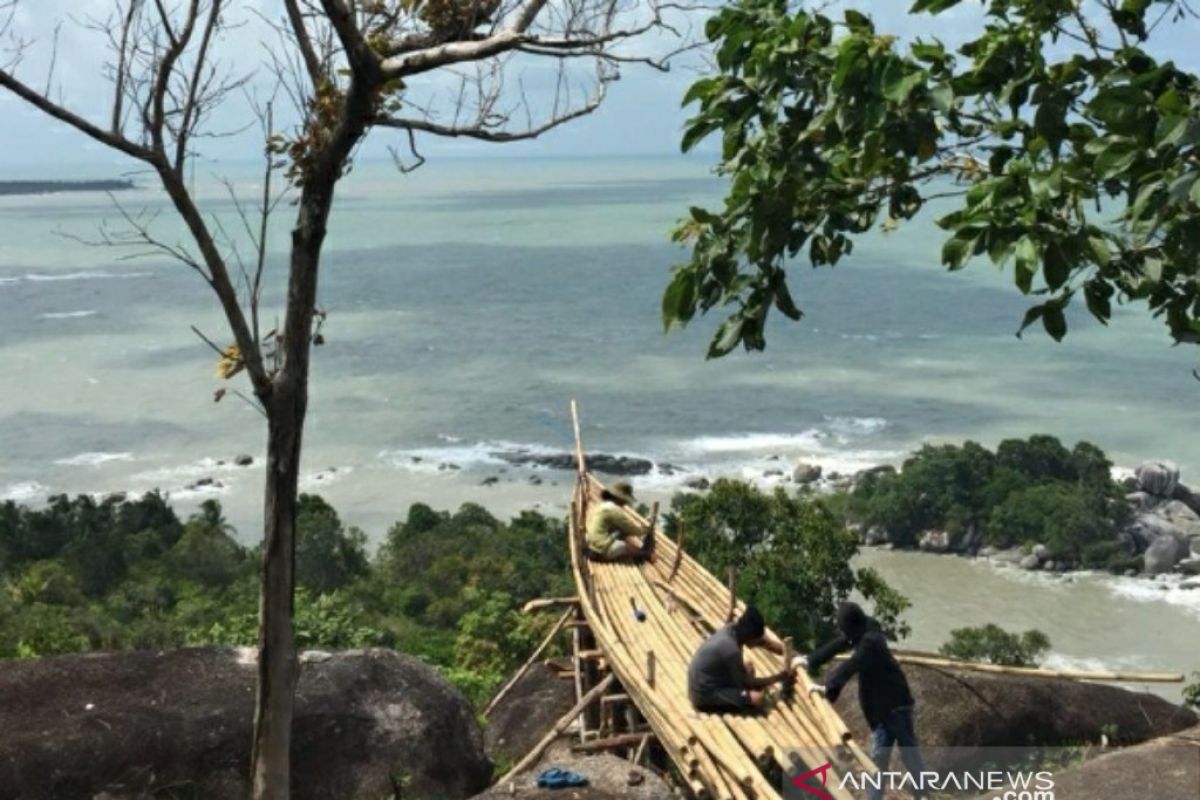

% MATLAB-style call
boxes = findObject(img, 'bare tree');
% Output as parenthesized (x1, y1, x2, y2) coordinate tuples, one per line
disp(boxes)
(0, 0, 699, 797)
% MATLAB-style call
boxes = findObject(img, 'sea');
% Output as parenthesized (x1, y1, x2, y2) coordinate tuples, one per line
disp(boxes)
(1, 156, 1197, 696)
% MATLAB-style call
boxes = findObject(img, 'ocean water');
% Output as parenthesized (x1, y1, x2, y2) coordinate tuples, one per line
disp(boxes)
(2, 156, 1199, 689)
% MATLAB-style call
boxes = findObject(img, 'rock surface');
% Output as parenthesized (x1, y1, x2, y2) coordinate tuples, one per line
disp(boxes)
(0, 648, 491, 800)
(832, 663, 1197, 772)
(971, 724, 1200, 800)
(484, 663, 575, 764)
(1137, 461, 1181, 497)
(494, 451, 654, 476)
(792, 462, 823, 484)
(472, 751, 671, 800)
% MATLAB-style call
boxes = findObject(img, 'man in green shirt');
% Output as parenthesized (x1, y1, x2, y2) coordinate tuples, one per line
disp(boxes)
(586, 479, 655, 561)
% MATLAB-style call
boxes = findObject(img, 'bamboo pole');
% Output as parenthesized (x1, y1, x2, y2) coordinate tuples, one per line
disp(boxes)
(497, 673, 615, 784)
(482, 608, 572, 718)
(521, 596, 579, 614)
(668, 521, 686, 583)
(835, 653, 1185, 683)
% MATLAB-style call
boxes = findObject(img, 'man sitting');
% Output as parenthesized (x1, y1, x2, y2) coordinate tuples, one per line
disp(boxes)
(688, 606, 794, 713)
(585, 479, 654, 561)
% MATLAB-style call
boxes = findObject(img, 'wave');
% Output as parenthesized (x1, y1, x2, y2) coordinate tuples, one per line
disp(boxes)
(0, 271, 152, 287)
(1106, 573, 1200, 620)
(39, 310, 98, 320)
(54, 451, 133, 467)
(1, 481, 49, 503)
(677, 431, 828, 454)
(378, 439, 562, 474)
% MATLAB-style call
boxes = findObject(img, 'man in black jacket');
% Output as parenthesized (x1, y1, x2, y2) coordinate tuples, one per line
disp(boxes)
(806, 602, 926, 800)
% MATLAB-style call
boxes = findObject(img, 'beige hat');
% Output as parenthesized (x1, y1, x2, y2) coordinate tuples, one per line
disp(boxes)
(605, 478, 636, 504)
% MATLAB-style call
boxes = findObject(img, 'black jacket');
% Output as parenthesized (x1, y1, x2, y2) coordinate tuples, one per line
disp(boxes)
(809, 618, 914, 728)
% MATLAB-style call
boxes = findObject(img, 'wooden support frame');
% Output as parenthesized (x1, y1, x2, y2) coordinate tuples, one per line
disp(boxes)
(497, 673, 616, 784)
(482, 607, 573, 718)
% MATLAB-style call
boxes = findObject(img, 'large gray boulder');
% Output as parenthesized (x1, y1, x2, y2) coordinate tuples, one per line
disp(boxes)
(0, 648, 492, 800)
(1137, 461, 1181, 498)
(1145, 535, 1189, 575)
(970, 724, 1200, 800)
(484, 663, 575, 764)
(918, 530, 951, 553)
(792, 462, 823, 484)
(832, 664, 1197, 774)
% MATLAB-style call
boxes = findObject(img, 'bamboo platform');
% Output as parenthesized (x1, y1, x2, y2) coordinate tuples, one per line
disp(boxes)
(562, 402, 868, 800)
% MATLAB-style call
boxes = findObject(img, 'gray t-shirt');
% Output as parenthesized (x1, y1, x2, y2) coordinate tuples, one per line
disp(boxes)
(687, 624, 747, 705)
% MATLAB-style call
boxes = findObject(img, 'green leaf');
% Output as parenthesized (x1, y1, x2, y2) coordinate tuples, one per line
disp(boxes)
(774, 279, 803, 321)
(942, 228, 979, 270)
(1084, 280, 1114, 323)
(1088, 236, 1112, 267)
(1093, 140, 1139, 180)
(1017, 305, 1044, 338)
(844, 9, 873, 33)
(1043, 304, 1067, 342)
(911, 0, 964, 12)
(707, 316, 745, 359)
(883, 66, 926, 103)
(1156, 114, 1188, 148)
(1043, 242, 1071, 291)
(681, 78, 720, 107)
(662, 269, 698, 331)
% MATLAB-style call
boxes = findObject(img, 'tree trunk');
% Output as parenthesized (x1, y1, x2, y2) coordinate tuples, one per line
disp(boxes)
(250, 227, 324, 800)
(251, 382, 305, 799)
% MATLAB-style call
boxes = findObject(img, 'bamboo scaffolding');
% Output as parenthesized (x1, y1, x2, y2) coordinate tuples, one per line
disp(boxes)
(482, 607, 573, 718)
(833, 652, 1185, 683)
(497, 673, 615, 784)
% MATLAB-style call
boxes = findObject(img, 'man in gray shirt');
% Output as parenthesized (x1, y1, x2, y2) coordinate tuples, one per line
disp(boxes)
(688, 606, 794, 712)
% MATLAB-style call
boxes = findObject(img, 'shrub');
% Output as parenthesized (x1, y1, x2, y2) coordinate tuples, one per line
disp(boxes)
(940, 624, 1051, 667)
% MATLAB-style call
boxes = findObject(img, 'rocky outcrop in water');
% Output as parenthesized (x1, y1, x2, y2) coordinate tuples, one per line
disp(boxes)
(1124, 462, 1200, 574)
(0, 647, 491, 800)
(493, 450, 655, 476)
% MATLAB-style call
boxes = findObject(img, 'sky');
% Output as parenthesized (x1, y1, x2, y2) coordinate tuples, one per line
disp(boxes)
(0, 1, 1198, 170)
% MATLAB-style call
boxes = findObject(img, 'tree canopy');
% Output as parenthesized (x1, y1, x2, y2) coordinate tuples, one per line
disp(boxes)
(666, 0, 1200, 356)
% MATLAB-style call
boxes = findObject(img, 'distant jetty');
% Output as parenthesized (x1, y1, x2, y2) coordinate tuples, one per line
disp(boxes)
(0, 179, 134, 196)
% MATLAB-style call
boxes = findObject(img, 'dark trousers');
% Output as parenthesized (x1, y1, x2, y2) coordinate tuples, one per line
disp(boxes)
(868, 706, 926, 800)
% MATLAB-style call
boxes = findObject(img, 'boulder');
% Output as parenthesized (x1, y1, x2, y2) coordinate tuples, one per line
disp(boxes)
(1126, 491, 1157, 511)
(1019, 553, 1041, 570)
(684, 476, 710, 491)
(1178, 558, 1200, 576)
(792, 462, 823, 484)
(494, 451, 654, 477)
(917, 530, 951, 553)
(471, 752, 671, 800)
(957, 525, 984, 555)
(863, 526, 889, 547)
(832, 664, 1197, 774)
(1032, 543, 1050, 561)
(1145, 535, 1188, 575)
(975, 724, 1200, 800)
(1171, 482, 1200, 516)
(484, 663, 574, 764)
(1137, 461, 1180, 498)
(234, 454, 254, 467)
(0, 648, 491, 800)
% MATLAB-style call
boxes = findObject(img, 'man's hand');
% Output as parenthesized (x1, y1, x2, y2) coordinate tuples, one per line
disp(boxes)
(791, 654, 808, 673)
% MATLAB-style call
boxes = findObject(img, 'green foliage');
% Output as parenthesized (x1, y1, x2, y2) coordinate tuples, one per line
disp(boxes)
(940, 624, 1051, 667)
(0, 494, 571, 710)
(296, 494, 368, 594)
(668, 0, 1200, 355)
(1184, 671, 1200, 709)
(670, 479, 910, 649)
(850, 435, 1125, 560)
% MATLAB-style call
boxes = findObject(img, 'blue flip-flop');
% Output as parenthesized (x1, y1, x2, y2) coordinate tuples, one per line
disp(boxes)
(536, 767, 589, 789)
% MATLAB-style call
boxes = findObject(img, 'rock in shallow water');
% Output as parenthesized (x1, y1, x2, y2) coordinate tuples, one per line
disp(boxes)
(1145, 535, 1189, 575)
(792, 462, 822, 484)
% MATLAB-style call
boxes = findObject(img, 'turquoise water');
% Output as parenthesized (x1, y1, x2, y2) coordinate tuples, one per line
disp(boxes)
(2, 156, 1199, 690)
(2, 156, 1196, 531)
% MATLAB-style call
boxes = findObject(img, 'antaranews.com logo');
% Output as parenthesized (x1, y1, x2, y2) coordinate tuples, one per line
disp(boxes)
(790, 761, 1055, 800)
